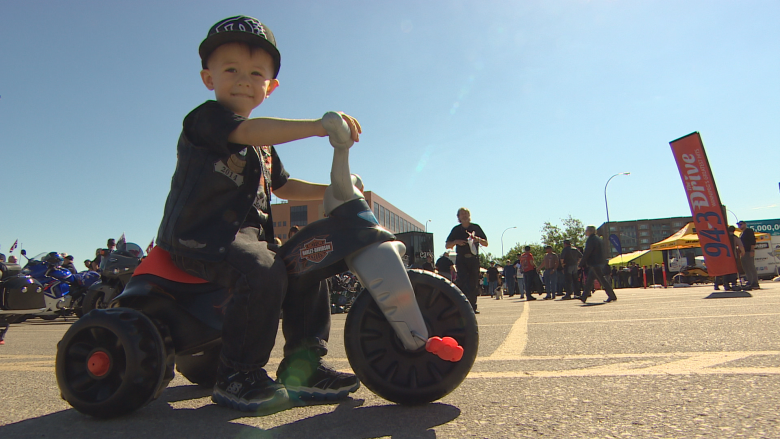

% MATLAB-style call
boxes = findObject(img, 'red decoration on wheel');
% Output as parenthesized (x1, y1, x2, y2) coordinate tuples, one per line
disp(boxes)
(425, 336, 463, 362)
(88, 351, 111, 377)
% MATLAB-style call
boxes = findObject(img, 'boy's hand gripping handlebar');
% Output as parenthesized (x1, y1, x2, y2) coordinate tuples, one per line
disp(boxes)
(321, 112, 361, 216)
(321, 111, 354, 150)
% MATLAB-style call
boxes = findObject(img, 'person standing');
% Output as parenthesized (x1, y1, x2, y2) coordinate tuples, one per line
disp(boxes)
(503, 259, 516, 297)
(514, 256, 526, 298)
(579, 226, 617, 303)
(446, 207, 488, 314)
(435, 253, 455, 281)
(486, 261, 500, 299)
(541, 246, 559, 300)
(519, 246, 538, 301)
(559, 240, 582, 300)
(422, 255, 435, 272)
(737, 221, 759, 290)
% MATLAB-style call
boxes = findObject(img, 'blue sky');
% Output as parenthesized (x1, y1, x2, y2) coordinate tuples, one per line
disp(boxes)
(1, 0, 778, 265)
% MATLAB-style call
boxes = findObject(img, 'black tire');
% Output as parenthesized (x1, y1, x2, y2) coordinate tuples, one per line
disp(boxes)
(175, 341, 221, 388)
(7, 315, 28, 324)
(344, 270, 478, 405)
(40, 315, 59, 321)
(55, 308, 175, 418)
(82, 285, 116, 315)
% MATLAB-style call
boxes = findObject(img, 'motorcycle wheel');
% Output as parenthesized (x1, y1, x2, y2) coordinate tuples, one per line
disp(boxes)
(55, 308, 175, 418)
(7, 315, 28, 324)
(344, 270, 478, 405)
(82, 286, 114, 315)
(175, 341, 221, 388)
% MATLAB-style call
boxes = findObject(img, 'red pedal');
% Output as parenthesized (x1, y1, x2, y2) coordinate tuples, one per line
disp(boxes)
(425, 336, 464, 362)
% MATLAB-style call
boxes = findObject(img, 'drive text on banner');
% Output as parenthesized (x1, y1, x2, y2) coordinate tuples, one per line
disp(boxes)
(669, 132, 738, 277)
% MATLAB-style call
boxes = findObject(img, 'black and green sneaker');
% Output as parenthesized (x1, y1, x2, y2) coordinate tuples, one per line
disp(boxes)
(212, 365, 290, 413)
(276, 354, 360, 401)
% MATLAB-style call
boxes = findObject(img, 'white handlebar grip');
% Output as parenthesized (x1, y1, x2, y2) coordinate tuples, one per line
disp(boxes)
(321, 112, 354, 149)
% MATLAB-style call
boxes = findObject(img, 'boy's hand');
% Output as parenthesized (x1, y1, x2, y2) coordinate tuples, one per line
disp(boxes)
(320, 112, 362, 142)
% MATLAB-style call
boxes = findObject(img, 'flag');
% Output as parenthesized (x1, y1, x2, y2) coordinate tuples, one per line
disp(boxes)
(146, 239, 154, 255)
(9, 239, 18, 252)
(117, 233, 126, 249)
(670, 132, 737, 277)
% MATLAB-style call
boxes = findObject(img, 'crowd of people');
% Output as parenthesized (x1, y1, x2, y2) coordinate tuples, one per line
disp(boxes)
(437, 209, 765, 311)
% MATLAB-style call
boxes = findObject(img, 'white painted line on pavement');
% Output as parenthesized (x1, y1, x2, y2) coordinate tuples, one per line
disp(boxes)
(529, 312, 780, 326)
(488, 301, 529, 360)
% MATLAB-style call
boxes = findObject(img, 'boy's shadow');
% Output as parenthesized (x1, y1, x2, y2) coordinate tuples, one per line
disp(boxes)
(0, 384, 460, 439)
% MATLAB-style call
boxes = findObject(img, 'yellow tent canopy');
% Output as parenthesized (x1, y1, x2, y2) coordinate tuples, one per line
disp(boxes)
(650, 223, 700, 250)
(608, 249, 664, 267)
(649, 222, 770, 251)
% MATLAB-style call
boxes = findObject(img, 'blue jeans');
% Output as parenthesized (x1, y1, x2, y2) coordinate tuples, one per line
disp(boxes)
(516, 276, 526, 296)
(564, 265, 580, 295)
(543, 270, 557, 297)
(489, 280, 498, 297)
(504, 275, 515, 296)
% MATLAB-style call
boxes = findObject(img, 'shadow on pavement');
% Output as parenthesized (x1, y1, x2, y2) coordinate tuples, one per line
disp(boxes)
(0, 384, 460, 439)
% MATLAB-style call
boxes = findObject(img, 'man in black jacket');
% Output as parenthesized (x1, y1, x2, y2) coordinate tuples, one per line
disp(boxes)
(559, 240, 582, 300)
(737, 221, 759, 289)
(578, 226, 617, 303)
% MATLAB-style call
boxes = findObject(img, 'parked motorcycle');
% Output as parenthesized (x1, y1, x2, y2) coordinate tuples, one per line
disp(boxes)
(23, 251, 98, 319)
(55, 112, 478, 418)
(0, 258, 36, 325)
(329, 272, 360, 314)
(81, 243, 144, 314)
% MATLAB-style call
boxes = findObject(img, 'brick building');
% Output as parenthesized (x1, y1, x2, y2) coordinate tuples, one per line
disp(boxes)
(270, 191, 424, 243)
(597, 216, 692, 257)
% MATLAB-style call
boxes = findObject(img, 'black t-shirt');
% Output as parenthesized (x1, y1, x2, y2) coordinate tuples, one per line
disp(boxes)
(435, 256, 454, 274)
(740, 228, 756, 252)
(446, 223, 487, 260)
(183, 101, 290, 231)
(487, 266, 499, 282)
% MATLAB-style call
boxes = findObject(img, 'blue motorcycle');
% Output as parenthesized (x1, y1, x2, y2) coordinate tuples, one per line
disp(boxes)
(16, 251, 99, 319)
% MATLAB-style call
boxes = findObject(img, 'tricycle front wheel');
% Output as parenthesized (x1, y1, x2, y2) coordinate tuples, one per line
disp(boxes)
(344, 270, 478, 405)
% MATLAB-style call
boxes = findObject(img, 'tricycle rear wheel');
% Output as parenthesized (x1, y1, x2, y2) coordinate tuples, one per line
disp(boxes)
(55, 308, 174, 418)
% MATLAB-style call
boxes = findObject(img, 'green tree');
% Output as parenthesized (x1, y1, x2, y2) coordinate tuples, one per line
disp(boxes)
(500, 215, 585, 264)
(561, 215, 586, 249)
(541, 215, 586, 253)
(479, 251, 496, 269)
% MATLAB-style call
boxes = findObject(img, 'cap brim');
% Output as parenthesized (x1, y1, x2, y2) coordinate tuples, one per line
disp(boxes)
(199, 31, 281, 77)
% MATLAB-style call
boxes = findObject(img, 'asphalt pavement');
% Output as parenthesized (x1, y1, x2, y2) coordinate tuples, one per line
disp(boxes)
(1, 281, 779, 438)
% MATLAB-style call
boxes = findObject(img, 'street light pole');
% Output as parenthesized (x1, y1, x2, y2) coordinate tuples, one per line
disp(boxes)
(425, 220, 432, 233)
(604, 172, 630, 258)
(501, 226, 517, 258)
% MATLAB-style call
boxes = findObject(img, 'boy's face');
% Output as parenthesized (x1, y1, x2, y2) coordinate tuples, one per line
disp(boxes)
(200, 42, 279, 117)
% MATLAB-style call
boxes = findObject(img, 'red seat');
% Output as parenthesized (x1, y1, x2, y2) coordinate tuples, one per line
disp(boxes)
(133, 247, 209, 284)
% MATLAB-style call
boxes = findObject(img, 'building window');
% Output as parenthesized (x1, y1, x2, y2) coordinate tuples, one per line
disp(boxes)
(380, 206, 386, 227)
(374, 202, 379, 219)
(290, 205, 307, 227)
(640, 238, 650, 244)
(639, 224, 649, 230)
(639, 231, 648, 237)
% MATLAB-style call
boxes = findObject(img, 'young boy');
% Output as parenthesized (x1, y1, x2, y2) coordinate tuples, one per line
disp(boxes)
(156, 15, 362, 413)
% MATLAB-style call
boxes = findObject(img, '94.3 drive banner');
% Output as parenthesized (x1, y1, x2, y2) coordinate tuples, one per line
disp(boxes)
(670, 132, 737, 277)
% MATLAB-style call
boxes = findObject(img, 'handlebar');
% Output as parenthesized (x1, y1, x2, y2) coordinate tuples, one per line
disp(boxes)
(321, 112, 361, 214)
(321, 112, 354, 149)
